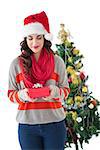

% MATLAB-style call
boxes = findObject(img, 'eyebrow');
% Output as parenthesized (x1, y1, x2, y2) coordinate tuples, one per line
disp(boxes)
(37, 35, 42, 37)
(28, 35, 42, 38)
(27, 35, 33, 38)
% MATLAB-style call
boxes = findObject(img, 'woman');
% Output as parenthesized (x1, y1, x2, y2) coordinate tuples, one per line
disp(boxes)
(8, 11, 70, 150)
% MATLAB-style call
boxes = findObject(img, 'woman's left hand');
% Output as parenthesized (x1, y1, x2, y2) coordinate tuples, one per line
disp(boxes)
(42, 85, 60, 101)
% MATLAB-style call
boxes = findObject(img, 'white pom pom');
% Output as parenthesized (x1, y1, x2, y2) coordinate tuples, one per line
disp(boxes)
(80, 127, 84, 131)
(44, 33, 53, 41)
(76, 117, 82, 123)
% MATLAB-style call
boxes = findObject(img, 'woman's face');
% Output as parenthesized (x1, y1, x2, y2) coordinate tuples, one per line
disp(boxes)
(26, 34, 44, 53)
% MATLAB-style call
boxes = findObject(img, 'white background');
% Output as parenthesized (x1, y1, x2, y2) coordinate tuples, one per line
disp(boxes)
(0, 0, 100, 149)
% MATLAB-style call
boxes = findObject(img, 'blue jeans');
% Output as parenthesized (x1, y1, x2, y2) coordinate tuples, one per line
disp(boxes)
(18, 119, 67, 150)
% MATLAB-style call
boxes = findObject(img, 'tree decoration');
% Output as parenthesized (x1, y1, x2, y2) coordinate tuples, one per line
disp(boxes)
(55, 23, 100, 150)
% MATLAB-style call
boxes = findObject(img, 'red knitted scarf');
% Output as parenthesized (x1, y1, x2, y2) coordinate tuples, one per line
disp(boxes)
(19, 48, 55, 88)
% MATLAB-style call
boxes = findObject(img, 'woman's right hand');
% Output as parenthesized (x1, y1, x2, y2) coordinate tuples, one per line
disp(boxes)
(18, 88, 37, 102)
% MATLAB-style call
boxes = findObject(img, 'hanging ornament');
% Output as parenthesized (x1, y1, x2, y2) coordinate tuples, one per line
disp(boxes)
(71, 74, 79, 85)
(80, 72, 85, 80)
(80, 127, 84, 131)
(72, 48, 80, 55)
(76, 117, 82, 123)
(75, 96, 83, 103)
(66, 66, 76, 74)
(77, 133, 81, 138)
(66, 97, 74, 105)
(72, 79, 79, 85)
(57, 23, 100, 150)
(68, 77, 72, 83)
(82, 86, 88, 93)
(70, 111, 78, 121)
(88, 103, 94, 109)
(77, 102, 81, 108)
(90, 99, 97, 106)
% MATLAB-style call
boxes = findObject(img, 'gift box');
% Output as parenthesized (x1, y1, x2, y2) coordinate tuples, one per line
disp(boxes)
(27, 86, 50, 98)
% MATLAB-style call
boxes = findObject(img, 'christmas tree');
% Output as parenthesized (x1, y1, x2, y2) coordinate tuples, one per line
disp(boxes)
(55, 24, 100, 150)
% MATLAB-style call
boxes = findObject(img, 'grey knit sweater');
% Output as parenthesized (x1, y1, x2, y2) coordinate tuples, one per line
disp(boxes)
(8, 54, 70, 124)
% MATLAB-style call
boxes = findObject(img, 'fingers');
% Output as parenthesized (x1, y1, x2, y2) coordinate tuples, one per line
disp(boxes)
(32, 98, 38, 102)
(42, 97, 48, 100)
(42, 96, 51, 101)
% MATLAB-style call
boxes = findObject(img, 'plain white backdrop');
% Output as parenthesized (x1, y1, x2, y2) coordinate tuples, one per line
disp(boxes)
(0, 0, 100, 149)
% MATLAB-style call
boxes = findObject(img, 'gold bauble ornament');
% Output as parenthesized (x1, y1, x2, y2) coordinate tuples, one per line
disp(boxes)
(75, 96, 83, 102)
(66, 97, 74, 105)
(72, 78, 79, 85)
(66, 66, 76, 74)
(82, 86, 88, 93)
(77, 102, 81, 107)
(71, 74, 79, 85)
(70, 111, 78, 121)
(72, 48, 80, 55)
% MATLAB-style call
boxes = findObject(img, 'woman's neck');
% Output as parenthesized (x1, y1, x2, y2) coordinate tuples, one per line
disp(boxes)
(33, 50, 42, 62)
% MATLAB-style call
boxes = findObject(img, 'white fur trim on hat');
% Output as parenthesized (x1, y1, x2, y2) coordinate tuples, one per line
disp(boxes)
(23, 22, 47, 37)
(23, 22, 52, 41)
(44, 33, 53, 41)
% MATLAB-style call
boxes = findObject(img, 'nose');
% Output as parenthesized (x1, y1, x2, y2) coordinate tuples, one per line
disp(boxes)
(31, 38, 38, 46)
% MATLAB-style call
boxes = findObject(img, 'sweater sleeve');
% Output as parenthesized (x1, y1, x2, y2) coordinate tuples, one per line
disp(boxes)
(51, 55, 70, 102)
(7, 59, 23, 104)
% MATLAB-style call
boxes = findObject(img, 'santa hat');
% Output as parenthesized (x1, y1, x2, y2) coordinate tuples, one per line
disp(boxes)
(23, 11, 53, 41)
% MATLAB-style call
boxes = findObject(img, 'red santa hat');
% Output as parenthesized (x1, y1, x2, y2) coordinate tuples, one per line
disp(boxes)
(23, 11, 53, 41)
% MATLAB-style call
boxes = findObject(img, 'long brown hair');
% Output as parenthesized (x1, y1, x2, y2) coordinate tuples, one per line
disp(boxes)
(19, 37, 55, 72)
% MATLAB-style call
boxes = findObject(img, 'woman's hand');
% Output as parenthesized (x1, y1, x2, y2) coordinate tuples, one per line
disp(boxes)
(18, 88, 37, 102)
(42, 85, 60, 101)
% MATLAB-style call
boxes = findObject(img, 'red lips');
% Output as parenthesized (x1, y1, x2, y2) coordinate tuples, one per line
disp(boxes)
(32, 46, 39, 49)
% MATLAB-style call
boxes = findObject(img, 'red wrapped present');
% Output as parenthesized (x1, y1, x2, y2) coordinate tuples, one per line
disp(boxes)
(27, 86, 50, 98)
